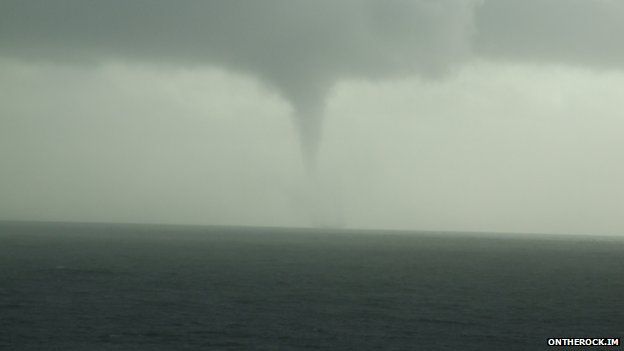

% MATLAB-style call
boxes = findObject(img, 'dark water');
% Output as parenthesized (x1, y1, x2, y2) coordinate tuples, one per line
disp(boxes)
(1, 222, 623, 350)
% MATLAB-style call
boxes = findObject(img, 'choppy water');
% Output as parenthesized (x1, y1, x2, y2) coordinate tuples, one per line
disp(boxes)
(1, 221, 623, 350)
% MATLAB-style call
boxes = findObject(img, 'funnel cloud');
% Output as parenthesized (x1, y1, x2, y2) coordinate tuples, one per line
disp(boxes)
(2, 1, 624, 163)
(1, 1, 624, 234)
(0, 0, 480, 167)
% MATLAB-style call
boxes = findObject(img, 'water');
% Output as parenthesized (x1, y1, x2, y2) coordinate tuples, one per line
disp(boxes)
(1, 221, 623, 350)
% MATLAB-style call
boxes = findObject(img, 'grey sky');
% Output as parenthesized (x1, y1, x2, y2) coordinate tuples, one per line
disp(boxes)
(1, 1, 623, 235)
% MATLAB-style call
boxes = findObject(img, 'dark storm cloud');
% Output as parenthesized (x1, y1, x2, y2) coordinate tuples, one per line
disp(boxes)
(475, 0, 624, 69)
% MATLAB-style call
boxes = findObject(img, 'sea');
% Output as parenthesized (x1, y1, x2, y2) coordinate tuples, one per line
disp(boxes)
(1, 221, 622, 350)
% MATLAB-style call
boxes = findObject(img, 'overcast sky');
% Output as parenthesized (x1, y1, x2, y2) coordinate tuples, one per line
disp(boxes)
(1, 0, 623, 235)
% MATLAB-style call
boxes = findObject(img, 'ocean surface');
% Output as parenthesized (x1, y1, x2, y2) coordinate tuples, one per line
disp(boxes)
(1, 221, 622, 350)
